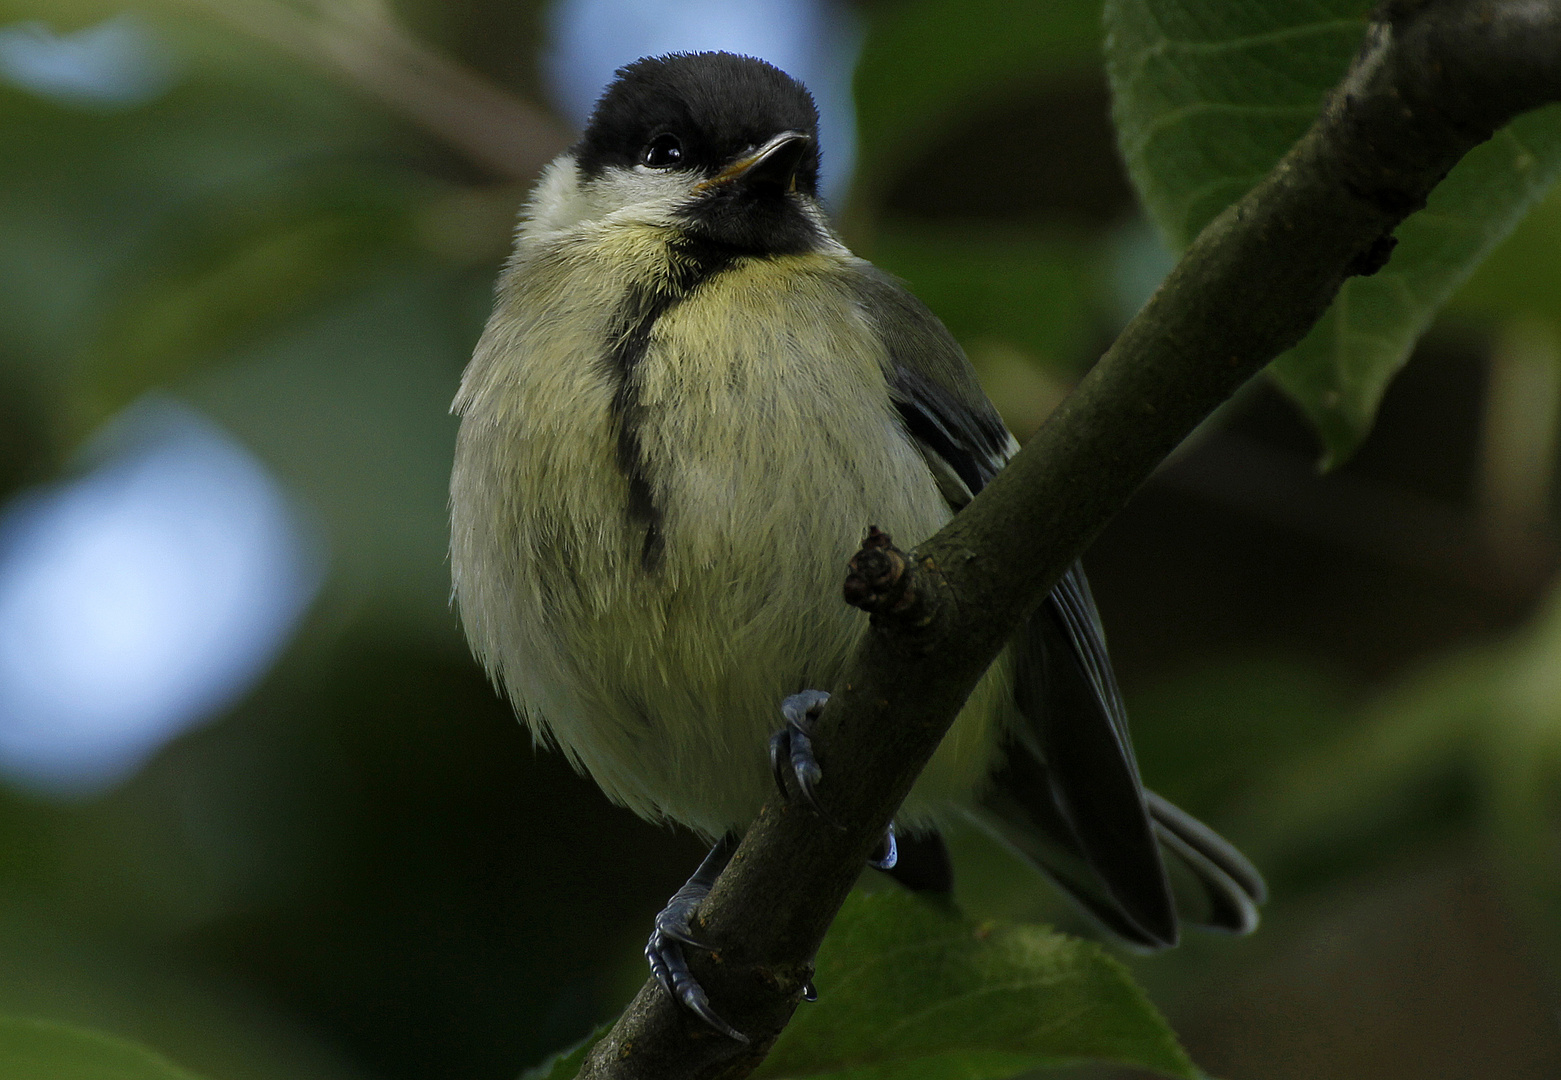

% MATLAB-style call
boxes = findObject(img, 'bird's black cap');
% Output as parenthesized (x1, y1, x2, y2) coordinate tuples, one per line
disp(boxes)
(576, 52, 823, 198)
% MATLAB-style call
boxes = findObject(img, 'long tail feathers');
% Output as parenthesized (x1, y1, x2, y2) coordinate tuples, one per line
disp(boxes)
(980, 562, 1265, 947)
(1147, 790, 1265, 934)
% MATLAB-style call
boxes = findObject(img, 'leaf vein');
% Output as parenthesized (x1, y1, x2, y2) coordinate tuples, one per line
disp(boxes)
(1127, 101, 1318, 157)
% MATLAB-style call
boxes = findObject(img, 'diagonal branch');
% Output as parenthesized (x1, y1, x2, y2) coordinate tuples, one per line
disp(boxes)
(177, 0, 572, 179)
(577, 1, 1561, 1077)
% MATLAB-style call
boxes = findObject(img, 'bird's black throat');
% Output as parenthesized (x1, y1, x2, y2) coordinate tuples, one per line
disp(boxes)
(604, 234, 740, 571)
(677, 185, 824, 256)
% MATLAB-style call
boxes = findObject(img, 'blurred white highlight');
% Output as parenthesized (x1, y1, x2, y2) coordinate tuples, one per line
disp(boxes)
(543, 0, 863, 203)
(0, 13, 180, 110)
(0, 399, 324, 795)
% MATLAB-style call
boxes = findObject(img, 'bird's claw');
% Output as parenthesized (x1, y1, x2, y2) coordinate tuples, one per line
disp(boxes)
(645, 925, 747, 1042)
(652, 885, 712, 952)
(868, 823, 898, 871)
(772, 690, 843, 828)
(646, 837, 748, 1042)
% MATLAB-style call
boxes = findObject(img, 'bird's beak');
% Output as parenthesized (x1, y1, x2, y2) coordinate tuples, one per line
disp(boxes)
(694, 131, 812, 193)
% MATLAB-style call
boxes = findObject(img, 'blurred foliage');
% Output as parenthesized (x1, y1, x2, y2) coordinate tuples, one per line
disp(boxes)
(851, 0, 1124, 402)
(850, 0, 1102, 211)
(0, 0, 1559, 1078)
(867, 224, 1098, 371)
(76, 167, 433, 436)
(1243, 582, 1561, 974)
(1105, 0, 1561, 466)
(0, 1016, 205, 1080)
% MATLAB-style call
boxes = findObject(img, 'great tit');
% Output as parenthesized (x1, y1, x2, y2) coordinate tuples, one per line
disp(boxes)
(449, 51, 1264, 1040)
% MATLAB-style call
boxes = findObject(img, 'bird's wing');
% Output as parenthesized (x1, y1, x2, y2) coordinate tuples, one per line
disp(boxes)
(849, 261, 1262, 944)
(845, 262, 1010, 507)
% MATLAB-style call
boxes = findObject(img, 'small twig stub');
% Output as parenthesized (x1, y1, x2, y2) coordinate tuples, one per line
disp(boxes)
(843, 527, 939, 628)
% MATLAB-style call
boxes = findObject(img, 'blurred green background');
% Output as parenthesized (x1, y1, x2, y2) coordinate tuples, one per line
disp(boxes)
(2, 1, 1560, 1078)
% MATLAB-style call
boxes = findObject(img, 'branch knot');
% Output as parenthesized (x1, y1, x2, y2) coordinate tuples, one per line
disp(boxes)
(843, 527, 938, 628)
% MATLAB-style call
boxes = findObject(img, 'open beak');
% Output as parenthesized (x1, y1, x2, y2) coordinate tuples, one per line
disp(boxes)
(694, 131, 812, 193)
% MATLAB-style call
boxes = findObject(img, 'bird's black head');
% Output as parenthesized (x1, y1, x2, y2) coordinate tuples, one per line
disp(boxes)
(575, 52, 826, 255)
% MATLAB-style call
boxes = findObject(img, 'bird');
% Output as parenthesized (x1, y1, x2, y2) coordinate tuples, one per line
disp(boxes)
(449, 51, 1264, 1041)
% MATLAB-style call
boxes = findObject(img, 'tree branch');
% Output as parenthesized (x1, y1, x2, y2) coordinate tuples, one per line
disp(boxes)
(575, 1, 1561, 1076)
(178, 0, 572, 180)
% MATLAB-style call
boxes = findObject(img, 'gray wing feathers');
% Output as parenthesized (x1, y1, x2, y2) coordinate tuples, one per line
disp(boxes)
(1048, 566, 1134, 752)
(850, 260, 1264, 943)
(846, 261, 1010, 504)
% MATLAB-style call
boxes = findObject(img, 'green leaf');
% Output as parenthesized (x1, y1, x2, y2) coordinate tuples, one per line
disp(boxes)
(853, 0, 1104, 205)
(0, 1015, 203, 1079)
(518, 1025, 607, 1080)
(1450, 184, 1561, 326)
(752, 891, 1197, 1080)
(1272, 116, 1561, 464)
(1104, 0, 1561, 465)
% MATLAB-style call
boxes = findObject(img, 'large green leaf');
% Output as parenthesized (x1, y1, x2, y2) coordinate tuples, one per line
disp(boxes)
(1105, 0, 1561, 465)
(0, 1015, 203, 1079)
(1450, 183, 1561, 326)
(514, 893, 1194, 1080)
(753, 891, 1197, 1080)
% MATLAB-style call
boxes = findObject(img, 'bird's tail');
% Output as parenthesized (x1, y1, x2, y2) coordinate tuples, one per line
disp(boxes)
(967, 736, 1264, 948)
(980, 562, 1265, 948)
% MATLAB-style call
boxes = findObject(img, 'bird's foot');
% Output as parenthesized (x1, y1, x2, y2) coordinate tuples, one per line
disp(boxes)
(770, 690, 842, 826)
(771, 690, 898, 869)
(646, 836, 749, 1042)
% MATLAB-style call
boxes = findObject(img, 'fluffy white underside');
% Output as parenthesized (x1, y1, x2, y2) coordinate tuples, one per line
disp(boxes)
(450, 161, 1012, 838)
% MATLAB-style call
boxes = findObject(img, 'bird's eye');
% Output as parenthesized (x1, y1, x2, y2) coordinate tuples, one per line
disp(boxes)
(643, 133, 683, 168)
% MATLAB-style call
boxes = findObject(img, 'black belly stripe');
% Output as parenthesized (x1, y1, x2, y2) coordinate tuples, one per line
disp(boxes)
(605, 235, 740, 569)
